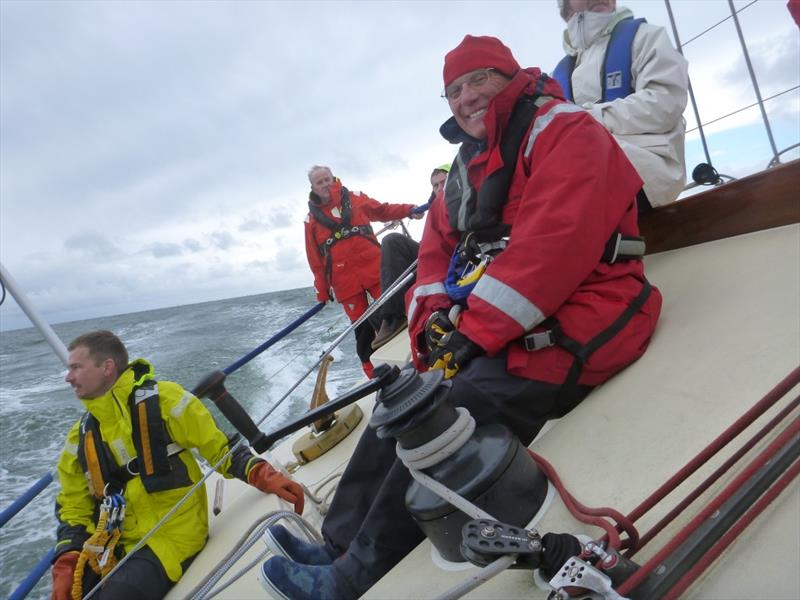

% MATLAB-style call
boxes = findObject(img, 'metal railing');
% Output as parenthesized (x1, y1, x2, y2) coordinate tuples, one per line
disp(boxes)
(665, 0, 799, 188)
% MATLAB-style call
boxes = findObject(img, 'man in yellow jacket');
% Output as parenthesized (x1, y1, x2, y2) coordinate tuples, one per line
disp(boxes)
(51, 330, 303, 600)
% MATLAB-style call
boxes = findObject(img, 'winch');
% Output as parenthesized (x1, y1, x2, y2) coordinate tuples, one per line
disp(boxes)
(369, 367, 549, 562)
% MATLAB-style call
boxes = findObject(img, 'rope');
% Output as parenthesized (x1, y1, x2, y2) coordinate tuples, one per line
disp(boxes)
(396, 407, 475, 470)
(662, 458, 800, 600)
(632, 395, 799, 553)
(186, 510, 322, 600)
(528, 450, 638, 552)
(616, 416, 800, 596)
(623, 366, 800, 527)
(72, 494, 125, 600)
(432, 554, 518, 600)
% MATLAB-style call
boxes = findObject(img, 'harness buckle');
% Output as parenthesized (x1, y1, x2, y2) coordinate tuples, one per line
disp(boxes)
(125, 457, 140, 476)
(523, 330, 557, 351)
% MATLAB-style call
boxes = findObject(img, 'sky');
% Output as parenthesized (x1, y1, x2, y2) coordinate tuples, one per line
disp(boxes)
(1, 0, 798, 331)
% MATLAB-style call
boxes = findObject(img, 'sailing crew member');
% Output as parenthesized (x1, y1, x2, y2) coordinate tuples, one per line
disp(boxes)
(50, 330, 303, 600)
(304, 165, 420, 376)
(372, 164, 452, 350)
(258, 35, 661, 600)
(553, 0, 689, 208)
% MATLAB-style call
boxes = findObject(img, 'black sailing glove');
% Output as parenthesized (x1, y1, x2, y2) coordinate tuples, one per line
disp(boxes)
(424, 310, 455, 353)
(427, 328, 483, 379)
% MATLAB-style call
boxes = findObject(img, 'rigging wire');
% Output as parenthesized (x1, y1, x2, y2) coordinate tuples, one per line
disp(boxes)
(680, 0, 759, 47)
(686, 86, 800, 134)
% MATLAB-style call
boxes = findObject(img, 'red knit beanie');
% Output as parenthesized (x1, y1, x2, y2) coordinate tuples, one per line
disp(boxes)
(443, 35, 521, 87)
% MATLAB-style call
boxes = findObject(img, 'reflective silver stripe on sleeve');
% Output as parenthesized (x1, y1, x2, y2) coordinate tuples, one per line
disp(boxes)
(408, 282, 448, 324)
(170, 391, 193, 418)
(471, 274, 545, 331)
(64, 441, 78, 456)
(524, 103, 585, 158)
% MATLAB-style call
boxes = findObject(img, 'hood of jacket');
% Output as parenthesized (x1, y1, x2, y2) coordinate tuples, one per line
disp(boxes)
(562, 6, 634, 54)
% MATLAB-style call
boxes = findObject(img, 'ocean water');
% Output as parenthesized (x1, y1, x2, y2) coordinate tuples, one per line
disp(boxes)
(0, 288, 365, 599)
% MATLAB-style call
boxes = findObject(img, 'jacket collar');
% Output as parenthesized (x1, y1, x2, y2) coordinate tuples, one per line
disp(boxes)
(309, 179, 344, 208)
(439, 68, 556, 153)
(81, 358, 154, 428)
(562, 6, 634, 55)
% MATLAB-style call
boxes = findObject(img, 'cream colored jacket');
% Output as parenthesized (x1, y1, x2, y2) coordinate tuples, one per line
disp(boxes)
(562, 7, 689, 206)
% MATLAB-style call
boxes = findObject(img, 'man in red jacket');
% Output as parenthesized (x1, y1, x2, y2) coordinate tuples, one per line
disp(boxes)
(260, 37, 661, 600)
(304, 165, 418, 376)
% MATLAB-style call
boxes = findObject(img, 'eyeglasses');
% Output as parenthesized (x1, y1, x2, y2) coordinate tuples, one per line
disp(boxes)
(441, 68, 497, 102)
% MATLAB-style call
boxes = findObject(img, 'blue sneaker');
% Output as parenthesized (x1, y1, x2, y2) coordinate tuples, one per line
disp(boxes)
(263, 524, 334, 565)
(258, 555, 352, 600)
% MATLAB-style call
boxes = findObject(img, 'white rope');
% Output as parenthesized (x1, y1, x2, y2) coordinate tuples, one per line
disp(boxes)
(395, 407, 475, 470)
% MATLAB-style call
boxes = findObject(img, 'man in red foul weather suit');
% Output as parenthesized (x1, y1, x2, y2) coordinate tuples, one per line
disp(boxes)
(304, 165, 417, 376)
(260, 37, 661, 600)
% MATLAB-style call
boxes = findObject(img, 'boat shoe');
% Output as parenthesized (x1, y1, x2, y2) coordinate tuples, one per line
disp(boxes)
(371, 317, 407, 350)
(258, 555, 355, 600)
(263, 524, 334, 565)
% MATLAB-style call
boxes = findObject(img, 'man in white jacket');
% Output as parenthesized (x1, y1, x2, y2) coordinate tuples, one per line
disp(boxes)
(554, 0, 689, 208)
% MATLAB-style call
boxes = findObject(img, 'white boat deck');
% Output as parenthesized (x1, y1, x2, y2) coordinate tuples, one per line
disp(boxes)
(169, 223, 800, 599)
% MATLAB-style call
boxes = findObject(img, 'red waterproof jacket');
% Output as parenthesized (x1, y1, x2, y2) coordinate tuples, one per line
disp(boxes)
(305, 179, 415, 302)
(407, 68, 662, 386)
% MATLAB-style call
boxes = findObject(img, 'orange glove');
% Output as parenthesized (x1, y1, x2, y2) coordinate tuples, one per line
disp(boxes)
(51, 551, 79, 600)
(248, 461, 304, 514)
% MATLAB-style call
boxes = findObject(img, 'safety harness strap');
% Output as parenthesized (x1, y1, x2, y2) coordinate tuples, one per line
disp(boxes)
(552, 17, 645, 103)
(602, 233, 646, 264)
(77, 377, 187, 497)
(523, 278, 653, 395)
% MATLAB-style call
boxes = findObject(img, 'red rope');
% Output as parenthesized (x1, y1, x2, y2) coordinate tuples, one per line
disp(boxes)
(528, 450, 639, 551)
(630, 395, 799, 554)
(616, 416, 800, 596)
(625, 366, 800, 526)
(662, 458, 800, 600)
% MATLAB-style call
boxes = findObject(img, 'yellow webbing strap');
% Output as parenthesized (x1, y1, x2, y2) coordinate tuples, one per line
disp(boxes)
(70, 499, 123, 599)
(137, 401, 154, 475)
(83, 431, 106, 499)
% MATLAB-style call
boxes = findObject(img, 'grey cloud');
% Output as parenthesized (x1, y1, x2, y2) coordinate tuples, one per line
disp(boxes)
(148, 242, 183, 258)
(273, 246, 305, 272)
(210, 230, 235, 250)
(63, 231, 123, 259)
(183, 239, 203, 253)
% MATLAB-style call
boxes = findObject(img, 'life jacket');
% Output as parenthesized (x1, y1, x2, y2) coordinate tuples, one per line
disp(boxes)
(443, 91, 646, 295)
(308, 186, 381, 281)
(443, 90, 651, 396)
(77, 377, 189, 498)
(553, 17, 645, 103)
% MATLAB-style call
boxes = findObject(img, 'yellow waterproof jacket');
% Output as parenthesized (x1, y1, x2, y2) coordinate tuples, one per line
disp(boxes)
(54, 359, 261, 582)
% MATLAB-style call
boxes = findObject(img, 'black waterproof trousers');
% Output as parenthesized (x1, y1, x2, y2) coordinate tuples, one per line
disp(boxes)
(379, 233, 420, 321)
(320, 353, 592, 597)
(79, 545, 174, 600)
